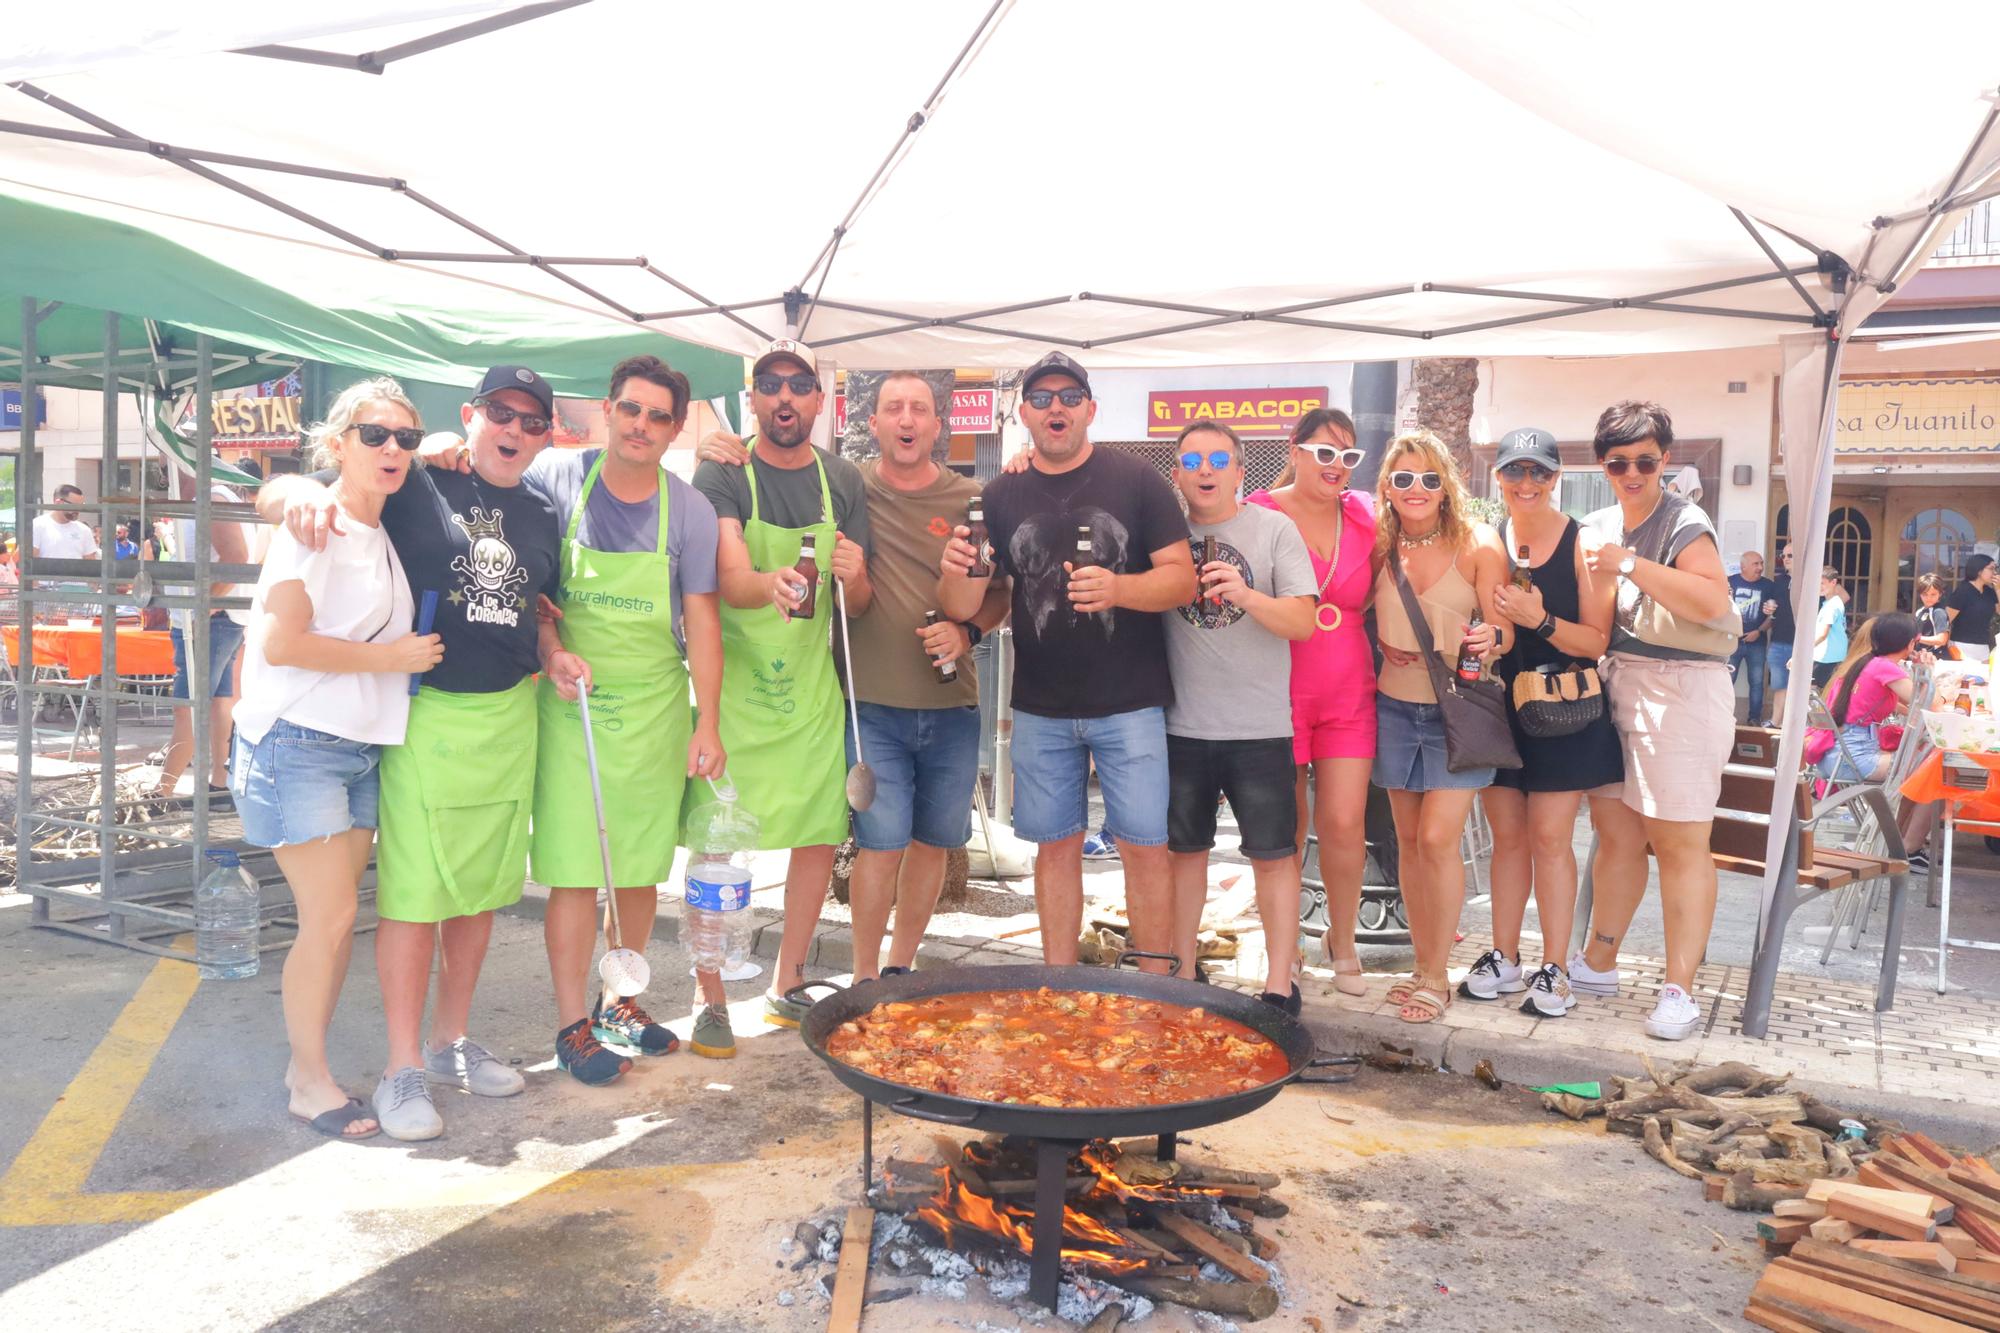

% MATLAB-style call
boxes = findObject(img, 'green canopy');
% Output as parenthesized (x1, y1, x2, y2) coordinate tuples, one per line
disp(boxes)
(0, 192, 742, 401)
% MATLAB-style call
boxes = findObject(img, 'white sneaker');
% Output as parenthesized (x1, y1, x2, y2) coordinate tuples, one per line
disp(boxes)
(1518, 963, 1576, 1017)
(425, 1036, 525, 1098)
(1456, 948, 1524, 1000)
(1566, 950, 1620, 997)
(372, 1066, 444, 1141)
(1644, 984, 1702, 1041)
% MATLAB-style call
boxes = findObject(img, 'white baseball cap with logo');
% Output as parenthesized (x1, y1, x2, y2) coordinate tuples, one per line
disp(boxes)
(752, 338, 818, 381)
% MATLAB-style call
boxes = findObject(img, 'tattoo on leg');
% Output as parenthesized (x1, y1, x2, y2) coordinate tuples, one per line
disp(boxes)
(1594, 932, 1616, 946)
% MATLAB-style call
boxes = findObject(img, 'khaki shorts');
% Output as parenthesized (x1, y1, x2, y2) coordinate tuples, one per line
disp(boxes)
(1603, 653, 1734, 823)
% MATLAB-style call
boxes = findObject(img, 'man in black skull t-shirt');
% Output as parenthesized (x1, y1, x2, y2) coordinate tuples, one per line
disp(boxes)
(939, 352, 1194, 976)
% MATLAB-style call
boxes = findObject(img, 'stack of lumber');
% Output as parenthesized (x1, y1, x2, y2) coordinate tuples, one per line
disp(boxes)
(1745, 1134, 2000, 1331)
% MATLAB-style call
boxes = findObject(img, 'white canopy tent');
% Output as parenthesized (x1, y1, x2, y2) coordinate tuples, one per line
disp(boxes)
(7, 0, 2000, 1032)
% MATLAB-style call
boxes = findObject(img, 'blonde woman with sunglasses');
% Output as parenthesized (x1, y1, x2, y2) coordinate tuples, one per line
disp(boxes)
(1571, 401, 1737, 1041)
(1250, 409, 1379, 996)
(1370, 431, 1509, 1023)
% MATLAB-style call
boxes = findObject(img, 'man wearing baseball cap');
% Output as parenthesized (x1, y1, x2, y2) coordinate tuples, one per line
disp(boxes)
(693, 338, 874, 1027)
(939, 351, 1195, 974)
(258, 365, 566, 1136)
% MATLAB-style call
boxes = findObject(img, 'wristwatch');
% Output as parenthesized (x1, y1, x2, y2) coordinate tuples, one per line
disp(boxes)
(1617, 553, 1638, 580)
(1534, 614, 1558, 641)
(960, 622, 984, 648)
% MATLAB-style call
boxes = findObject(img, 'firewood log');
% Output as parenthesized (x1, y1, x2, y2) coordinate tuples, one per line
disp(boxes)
(1121, 1278, 1280, 1321)
(1644, 1117, 1705, 1179)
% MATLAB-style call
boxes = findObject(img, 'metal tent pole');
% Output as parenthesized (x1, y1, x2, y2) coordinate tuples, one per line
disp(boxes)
(16, 297, 41, 921)
(98, 310, 120, 937)
(189, 336, 214, 885)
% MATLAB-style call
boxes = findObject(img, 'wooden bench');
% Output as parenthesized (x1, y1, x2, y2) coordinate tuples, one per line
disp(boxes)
(1572, 726, 1912, 1038)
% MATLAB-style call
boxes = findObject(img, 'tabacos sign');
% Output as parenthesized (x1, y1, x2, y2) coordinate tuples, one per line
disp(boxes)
(1147, 387, 1328, 437)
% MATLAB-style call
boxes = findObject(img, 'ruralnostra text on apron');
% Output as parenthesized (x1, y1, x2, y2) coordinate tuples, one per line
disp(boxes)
(710, 448, 848, 849)
(531, 456, 693, 887)
(376, 677, 537, 923)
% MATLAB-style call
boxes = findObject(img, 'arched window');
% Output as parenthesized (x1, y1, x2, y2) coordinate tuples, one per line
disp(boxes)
(1825, 507, 1873, 612)
(1898, 508, 1976, 610)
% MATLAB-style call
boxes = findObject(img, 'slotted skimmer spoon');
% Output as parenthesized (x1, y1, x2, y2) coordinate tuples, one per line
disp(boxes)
(580, 689, 649, 997)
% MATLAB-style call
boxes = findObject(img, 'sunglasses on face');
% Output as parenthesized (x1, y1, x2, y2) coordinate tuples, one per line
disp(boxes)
(1388, 470, 1443, 492)
(1024, 387, 1088, 410)
(753, 372, 818, 397)
(1179, 450, 1234, 472)
(349, 423, 424, 451)
(614, 398, 678, 427)
(1498, 461, 1557, 483)
(474, 398, 551, 436)
(1301, 444, 1366, 469)
(1601, 454, 1663, 477)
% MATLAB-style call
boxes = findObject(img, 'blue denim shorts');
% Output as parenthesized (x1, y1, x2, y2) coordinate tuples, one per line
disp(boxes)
(1011, 706, 1169, 846)
(1371, 695, 1495, 792)
(1766, 649, 1793, 691)
(230, 719, 382, 849)
(846, 702, 982, 850)
(171, 612, 244, 701)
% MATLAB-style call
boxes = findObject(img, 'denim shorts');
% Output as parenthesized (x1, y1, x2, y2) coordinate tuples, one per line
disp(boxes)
(1011, 706, 1169, 846)
(230, 719, 381, 849)
(1767, 649, 1793, 691)
(1371, 695, 1495, 792)
(845, 702, 981, 850)
(171, 612, 244, 701)
(1167, 735, 1298, 860)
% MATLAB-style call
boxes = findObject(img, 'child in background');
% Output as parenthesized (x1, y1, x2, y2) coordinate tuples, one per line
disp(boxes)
(1812, 566, 1848, 690)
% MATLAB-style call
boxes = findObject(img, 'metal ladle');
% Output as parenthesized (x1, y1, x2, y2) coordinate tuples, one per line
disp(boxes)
(580, 689, 649, 997)
(834, 576, 876, 811)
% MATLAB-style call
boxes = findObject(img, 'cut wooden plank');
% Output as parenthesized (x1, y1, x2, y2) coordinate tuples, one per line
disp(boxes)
(828, 1206, 874, 1333)
(1861, 1161, 1957, 1218)
(1850, 1240, 1960, 1273)
(1795, 1238, 2000, 1301)
(1939, 1226, 1988, 1261)
(1874, 1155, 2000, 1227)
(1950, 1166, 2000, 1207)
(1809, 1179, 1944, 1221)
(1743, 1298, 1832, 1333)
(1757, 1258, 1978, 1332)
(1153, 1210, 1268, 1285)
(1776, 1199, 1829, 1220)
(1964, 1260, 2000, 1283)
(1705, 1174, 1729, 1203)
(1810, 1217, 1863, 1243)
(1760, 1218, 1814, 1245)
(1784, 1255, 2000, 1332)
(1828, 1193, 1941, 1242)
(1959, 1212, 2000, 1258)
(1905, 1134, 1960, 1170)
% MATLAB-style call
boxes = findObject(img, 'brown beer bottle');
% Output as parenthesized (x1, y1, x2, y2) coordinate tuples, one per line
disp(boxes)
(1067, 524, 1092, 618)
(1457, 614, 1486, 683)
(925, 610, 958, 684)
(792, 534, 820, 619)
(965, 495, 993, 578)
(1512, 543, 1535, 593)
(1197, 534, 1218, 605)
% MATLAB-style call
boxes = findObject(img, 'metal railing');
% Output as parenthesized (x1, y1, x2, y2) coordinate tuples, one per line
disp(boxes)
(1931, 197, 2000, 264)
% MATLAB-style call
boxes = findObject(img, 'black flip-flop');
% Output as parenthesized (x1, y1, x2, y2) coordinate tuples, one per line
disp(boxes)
(293, 1097, 381, 1140)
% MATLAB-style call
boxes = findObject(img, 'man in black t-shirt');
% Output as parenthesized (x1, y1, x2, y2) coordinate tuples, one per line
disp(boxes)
(1727, 550, 1779, 723)
(1767, 542, 1797, 726)
(941, 352, 1195, 974)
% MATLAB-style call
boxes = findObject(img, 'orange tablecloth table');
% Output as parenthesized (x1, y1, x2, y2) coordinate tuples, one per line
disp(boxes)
(1898, 747, 2000, 991)
(3, 624, 175, 678)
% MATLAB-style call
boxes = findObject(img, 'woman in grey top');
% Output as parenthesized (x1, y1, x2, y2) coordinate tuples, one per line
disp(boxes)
(1568, 402, 1736, 1042)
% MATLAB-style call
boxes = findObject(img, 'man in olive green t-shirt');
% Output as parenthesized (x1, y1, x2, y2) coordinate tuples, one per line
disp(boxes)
(699, 372, 1008, 978)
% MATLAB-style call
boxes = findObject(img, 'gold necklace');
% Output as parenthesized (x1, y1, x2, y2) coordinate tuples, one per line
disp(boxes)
(1314, 503, 1347, 632)
(1398, 523, 1443, 549)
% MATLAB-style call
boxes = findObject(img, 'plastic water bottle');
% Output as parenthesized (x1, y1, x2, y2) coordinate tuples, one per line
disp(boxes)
(683, 783, 759, 974)
(195, 848, 260, 979)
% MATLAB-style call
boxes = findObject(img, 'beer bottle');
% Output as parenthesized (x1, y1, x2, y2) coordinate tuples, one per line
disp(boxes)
(1067, 524, 1093, 617)
(1512, 543, 1535, 594)
(965, 495, 993, 578)
(792, 534, 820, 619)
(1457, 614, 1486, 683)
(925, 610, 958, 684)
(1196, 534, 1218, 606)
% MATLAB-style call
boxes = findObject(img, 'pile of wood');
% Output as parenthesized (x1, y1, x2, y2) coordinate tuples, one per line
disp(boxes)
(1745, 1134, 2000, 1331)
(871, 1135, 1284, 1322)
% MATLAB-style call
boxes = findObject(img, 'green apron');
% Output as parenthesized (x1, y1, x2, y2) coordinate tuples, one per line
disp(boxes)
(530, 455, 691, 887)
(712, 446, 848, 849)
(376, 678, 537, 923)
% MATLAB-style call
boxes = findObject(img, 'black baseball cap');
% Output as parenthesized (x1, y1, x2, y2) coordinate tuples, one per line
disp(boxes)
(474, 365, 555, 418)
(1494, 427, 1560, 472)
(1021, 350, 1091, 397)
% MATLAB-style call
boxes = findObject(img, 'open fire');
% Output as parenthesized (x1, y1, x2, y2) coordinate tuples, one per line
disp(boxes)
(876, 1136, 1286, 1322)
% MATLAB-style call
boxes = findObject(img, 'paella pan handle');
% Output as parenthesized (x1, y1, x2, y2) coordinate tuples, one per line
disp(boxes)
(1111, 949, 1184, 977)
(1295, 1050, 1361, 1085)
(783, 979, 848, 1009)
(887, 1095, 981, 1125)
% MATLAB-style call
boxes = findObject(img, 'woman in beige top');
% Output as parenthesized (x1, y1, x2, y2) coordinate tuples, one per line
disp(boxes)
(1370, 431, 1509, 1024)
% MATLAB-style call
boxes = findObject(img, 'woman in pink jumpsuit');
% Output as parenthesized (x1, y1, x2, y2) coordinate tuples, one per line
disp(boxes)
(1249, 408, 1378, 994)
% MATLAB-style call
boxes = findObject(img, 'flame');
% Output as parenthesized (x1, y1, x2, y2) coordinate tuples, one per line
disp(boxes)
(904, 1160, 1148, 1275)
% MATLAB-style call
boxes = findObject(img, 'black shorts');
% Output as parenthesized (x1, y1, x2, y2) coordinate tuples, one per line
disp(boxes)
(1811, 660, 1839, 689)
(1166, 735, 1298, 861)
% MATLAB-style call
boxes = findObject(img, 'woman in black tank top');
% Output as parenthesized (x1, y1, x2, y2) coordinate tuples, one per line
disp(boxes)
(1460, 432, 1624, 1018)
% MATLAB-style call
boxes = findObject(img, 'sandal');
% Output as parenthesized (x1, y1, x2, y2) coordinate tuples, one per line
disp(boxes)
(1397, 977, 1451, 1025)
(292, 1096, 381, 1140)
(1324, 949, 1367, 997)
(1385, 975, 1419, 1006)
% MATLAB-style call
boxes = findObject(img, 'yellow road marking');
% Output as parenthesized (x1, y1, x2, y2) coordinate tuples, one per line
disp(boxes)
(0, 946, 206, 1225)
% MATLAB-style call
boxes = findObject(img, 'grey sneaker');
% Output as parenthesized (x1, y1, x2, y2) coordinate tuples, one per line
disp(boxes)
(425, 1036, 525, 1098)
(373, 1066, 444, 1141)
(690, 1004, 736, 1060)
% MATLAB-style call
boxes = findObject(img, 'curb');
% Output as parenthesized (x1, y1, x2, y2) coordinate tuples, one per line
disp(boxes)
(500, 890, 2000, 1151)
